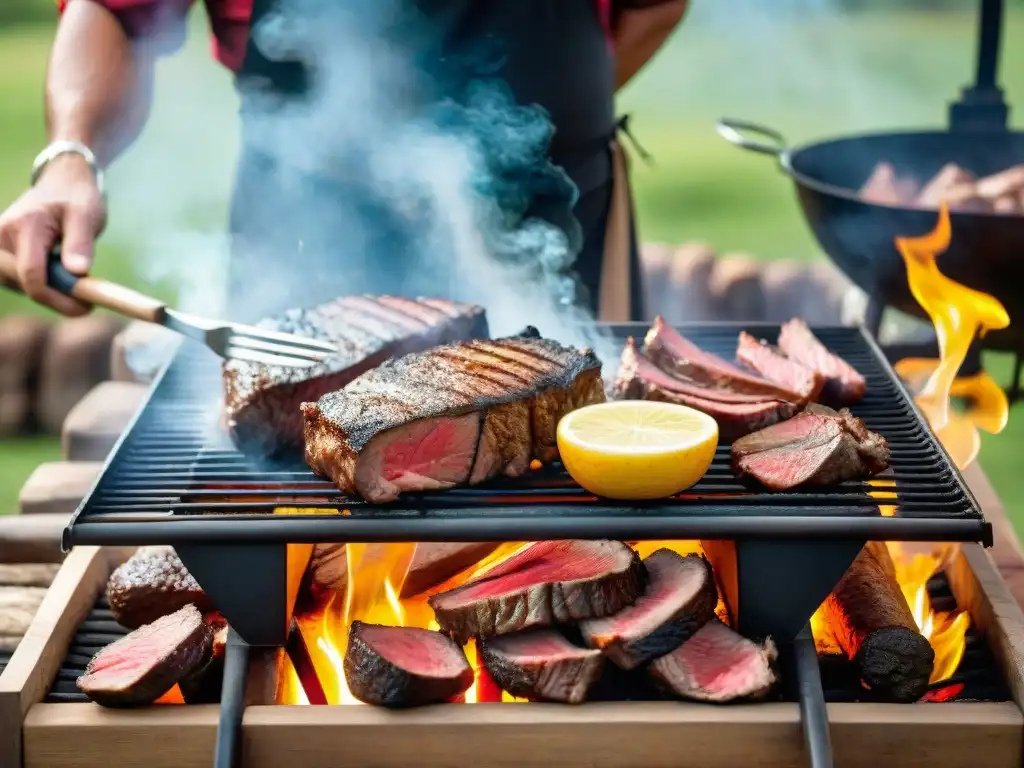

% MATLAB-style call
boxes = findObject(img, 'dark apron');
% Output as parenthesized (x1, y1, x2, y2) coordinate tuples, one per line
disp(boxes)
(228, 0, 643, 323)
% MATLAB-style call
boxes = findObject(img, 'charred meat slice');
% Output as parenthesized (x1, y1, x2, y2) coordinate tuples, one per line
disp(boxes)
(428, 540, 646, 644)
(777, 318, 867, 405)
(649, 620, 777, 703)
(178, 613, 229, 704)
(480, 629, 604, 704)
(77, 604, 213, 708)
(402, 542, 505, 598)
(107, 547, 214, 630)
(224, 296, 488, 457)
(616, 339, 798, 442)
(579, 551, 717, 670)
(731, 407, 890, 490)
(644, 316, 803, 402)
(736, 331, 823, 405)
(343, 621, 474, 707)
(302, 327, 604, 503)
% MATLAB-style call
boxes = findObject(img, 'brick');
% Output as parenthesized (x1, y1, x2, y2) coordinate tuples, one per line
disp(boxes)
(0, 315, 51, 435)
(708, 254, 765, 322)
(110, 321, 177, 384)
(61, 381, 148, 462)
(19, 461, 102, 516)
(37, 314, 123, 434)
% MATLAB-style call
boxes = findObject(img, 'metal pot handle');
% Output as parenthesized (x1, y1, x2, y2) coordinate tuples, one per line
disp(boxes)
(715, 119, 788, 157)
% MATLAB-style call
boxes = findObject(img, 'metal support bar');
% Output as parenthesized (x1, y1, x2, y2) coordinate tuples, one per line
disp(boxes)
(214, 630, 250, 768)
(287, 620, 329, 705)
(950, 0, 1009, 130)
(794, 626, 834, 768)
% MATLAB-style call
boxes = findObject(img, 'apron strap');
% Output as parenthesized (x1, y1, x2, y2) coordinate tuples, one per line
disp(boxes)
(598, 138, 634, 323)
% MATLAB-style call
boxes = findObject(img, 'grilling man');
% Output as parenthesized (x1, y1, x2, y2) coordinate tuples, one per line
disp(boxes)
(0, 0, 688, 322)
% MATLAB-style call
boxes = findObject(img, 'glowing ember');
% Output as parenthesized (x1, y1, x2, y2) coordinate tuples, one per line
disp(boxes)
(892, 201, 1011, 470)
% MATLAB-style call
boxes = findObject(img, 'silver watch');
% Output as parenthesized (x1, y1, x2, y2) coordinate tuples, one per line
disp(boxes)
(30, 140, 106, 198)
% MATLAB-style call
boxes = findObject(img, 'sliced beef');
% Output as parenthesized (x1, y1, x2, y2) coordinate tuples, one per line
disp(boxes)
(402, 542, 504, 598)
(736, 331, 823, 404)
(649, 620, 777, 703)
(579, 551, 717, 670)
(480, 629, 604, 704)
(343, 621, 474, 707)
(731, 407, 890, 490)
(616, 339, 798, 442)
(428, 540, 646, 644)
(777, 318, 867, 405)
(224, 296, 488, 457)
(77, 604, 213, 707)
(817, 545, 934, 702)
(302, 327, 605, 503)
(178, 613, 229, 704)
(107, 547, 215, 630)
(644, 316, 803, 402)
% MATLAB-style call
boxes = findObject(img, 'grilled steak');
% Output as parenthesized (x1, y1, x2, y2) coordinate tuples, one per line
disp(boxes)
(428, 540, 646, 644)
(731, 407, 890, 490)
(649, 620, 777, 703)
(480, 629, 605, 704)
(178, 613, 230, 704)
(777, 318, 866, 405)
(579, 551, 717, 670)
(617, 339, 799, 442)
(77, 604, 213, 707)
(224, 296, 488, 457)
(107, 547, 214, 630)
(302, 327, 605, 503)
(644, 316, 803, 402)
(343, 621, 474, 707)
(736, 331, 823, 404)
(402, 542, 504, 598)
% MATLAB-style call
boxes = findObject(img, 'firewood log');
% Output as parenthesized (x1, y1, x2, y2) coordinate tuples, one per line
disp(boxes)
(818, 544, 934, 702)
(0, 563, 60, 588)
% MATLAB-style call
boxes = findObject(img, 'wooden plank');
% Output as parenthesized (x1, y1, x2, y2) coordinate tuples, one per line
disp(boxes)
(0, 514, 68, 564)
(950, 544, 1024, 719)
(19, 461, 102, 517)
(0, 547, 110, 768)
(20, 700, 1020, 768)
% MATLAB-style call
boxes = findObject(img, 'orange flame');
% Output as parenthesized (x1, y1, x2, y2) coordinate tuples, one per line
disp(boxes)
(892, 201, 1011, 469)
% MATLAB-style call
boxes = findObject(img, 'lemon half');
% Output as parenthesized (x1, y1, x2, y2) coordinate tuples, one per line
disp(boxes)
(557, 401, 719, 500)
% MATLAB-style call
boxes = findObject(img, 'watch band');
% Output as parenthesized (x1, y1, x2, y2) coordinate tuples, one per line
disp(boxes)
(30, 140, 106, 198)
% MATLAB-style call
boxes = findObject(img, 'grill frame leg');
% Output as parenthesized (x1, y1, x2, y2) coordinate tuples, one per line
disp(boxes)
(215, 629, 250, 768)
(794, 625, 834, 768)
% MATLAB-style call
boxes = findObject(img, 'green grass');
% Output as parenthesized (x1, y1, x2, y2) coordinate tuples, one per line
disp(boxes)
(0, 9, 1022, 522)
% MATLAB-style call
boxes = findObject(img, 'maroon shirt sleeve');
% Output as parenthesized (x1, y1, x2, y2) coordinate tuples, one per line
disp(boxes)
(57, 0, 195, 53)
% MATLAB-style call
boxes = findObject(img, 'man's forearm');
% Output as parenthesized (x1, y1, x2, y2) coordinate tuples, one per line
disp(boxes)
(613, 1, 689, 90)
(46, 0, 154, 164)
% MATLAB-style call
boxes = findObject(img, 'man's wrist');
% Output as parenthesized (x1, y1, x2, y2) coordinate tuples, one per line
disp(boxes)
(31, 140, 106, 197)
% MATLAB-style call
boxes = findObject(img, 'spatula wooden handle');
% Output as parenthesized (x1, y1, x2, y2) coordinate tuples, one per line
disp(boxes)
(0, 246, 166, 323)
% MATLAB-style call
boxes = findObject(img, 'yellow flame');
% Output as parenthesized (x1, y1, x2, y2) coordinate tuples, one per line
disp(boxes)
(893, 201, 1011, 470)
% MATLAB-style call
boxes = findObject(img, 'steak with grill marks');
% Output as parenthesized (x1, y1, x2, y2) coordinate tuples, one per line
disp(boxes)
(616, 339, 799, 442)
(107, 547, 214, 630)
(223, 296, 487, 457)
(777, 318, 867, 405)
(301, 327, 605, 503)
(731, 406, 890, 490)
(480, 629, 605, 704)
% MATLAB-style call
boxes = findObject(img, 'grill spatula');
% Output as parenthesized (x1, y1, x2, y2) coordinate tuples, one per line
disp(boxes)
(0, 248, 337, 369)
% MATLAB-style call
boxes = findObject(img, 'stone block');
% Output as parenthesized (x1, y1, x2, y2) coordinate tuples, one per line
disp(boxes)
(61, 381, 147, 462)
(19, 461, 102, 516)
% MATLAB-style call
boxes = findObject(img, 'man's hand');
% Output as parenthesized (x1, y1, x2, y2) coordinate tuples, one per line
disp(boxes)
(0, 153, 105, 315)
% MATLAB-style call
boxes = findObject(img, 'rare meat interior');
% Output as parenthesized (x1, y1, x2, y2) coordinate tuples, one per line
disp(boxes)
(93, 537, 981, 708)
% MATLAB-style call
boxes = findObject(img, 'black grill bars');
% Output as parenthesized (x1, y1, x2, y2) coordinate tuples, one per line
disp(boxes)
(64, 323, 990, 547)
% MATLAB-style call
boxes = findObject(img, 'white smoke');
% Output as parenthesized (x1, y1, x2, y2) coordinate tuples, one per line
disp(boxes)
(102, 0, 620, 376)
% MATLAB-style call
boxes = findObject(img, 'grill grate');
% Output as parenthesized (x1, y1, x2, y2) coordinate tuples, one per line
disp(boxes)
(65, 323, 989, 546)
(44, 573, 1007, 705)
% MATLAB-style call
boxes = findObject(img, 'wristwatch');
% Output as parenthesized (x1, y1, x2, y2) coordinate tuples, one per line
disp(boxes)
(30, 140, 106, 199)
